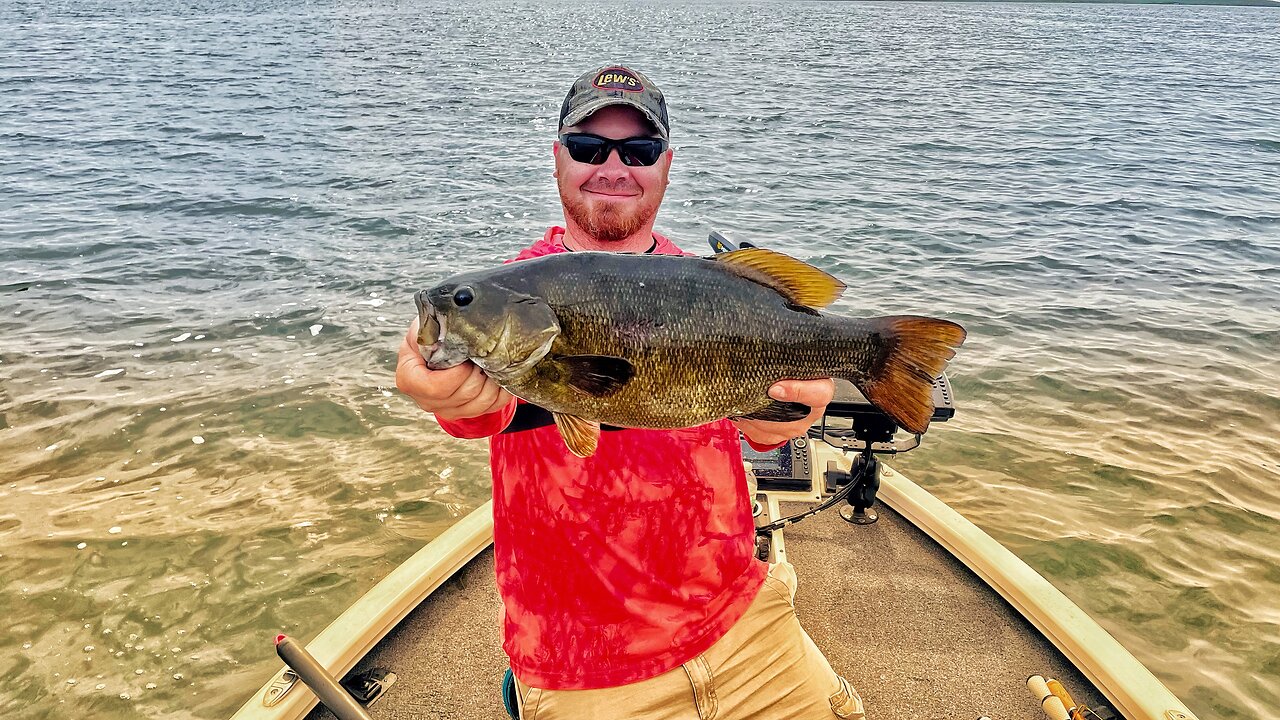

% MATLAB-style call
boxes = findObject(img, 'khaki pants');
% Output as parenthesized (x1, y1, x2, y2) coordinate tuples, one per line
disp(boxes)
(515, 562, 865, 720)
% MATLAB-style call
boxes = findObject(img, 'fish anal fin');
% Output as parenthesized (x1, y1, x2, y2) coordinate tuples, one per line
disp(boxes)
(553, 413, 601, 458)
(713, 247, 846, 309)
(552, 354, 635, 397)
(735, 400, 812, 423)
(858, 316, 967, 434)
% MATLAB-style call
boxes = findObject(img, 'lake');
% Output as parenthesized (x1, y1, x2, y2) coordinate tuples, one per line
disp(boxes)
(1, 1, 1278, 717)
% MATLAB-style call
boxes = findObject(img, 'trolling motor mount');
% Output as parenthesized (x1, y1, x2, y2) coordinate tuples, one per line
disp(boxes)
(826, 455, 882, 525)
(818, 375, 953, 524)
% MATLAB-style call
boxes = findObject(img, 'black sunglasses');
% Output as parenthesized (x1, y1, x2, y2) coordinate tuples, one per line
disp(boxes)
(559, 133, 669, 167)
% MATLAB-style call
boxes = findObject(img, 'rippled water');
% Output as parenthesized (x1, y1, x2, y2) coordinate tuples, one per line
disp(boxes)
(1, 1, 1278, 718)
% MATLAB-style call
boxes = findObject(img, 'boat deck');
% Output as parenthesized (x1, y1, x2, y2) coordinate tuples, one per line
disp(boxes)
(307, 502, 1107, 720)
(780, 501, 1105, 718)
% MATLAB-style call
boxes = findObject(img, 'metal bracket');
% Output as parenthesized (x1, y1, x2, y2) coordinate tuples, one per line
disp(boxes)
(820, 429, 921, 454)
(343, 668, 397, 706)
(263, 668, 299, 707)
(261, 666, 396, 709)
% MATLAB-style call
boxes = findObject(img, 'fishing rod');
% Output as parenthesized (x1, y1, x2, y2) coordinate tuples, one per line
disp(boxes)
(1027, 674, 1116, 720)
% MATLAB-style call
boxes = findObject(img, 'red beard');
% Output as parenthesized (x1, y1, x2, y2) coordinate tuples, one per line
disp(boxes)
(559, 178, 659, 243)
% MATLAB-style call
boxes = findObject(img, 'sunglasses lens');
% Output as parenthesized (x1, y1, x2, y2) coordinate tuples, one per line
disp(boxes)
(563, 135, 608, 164)
(561, 135, 666, 166)
(619, 139, 666, 167)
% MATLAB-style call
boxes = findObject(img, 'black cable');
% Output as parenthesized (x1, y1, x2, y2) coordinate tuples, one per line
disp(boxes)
(754, 452, 874, 535)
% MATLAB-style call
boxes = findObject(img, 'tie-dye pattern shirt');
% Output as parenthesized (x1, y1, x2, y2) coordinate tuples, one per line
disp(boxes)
(436, 227, 768, 689)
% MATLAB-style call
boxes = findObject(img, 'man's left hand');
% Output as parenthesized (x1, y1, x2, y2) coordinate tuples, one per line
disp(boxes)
(731, 378, 836, 448)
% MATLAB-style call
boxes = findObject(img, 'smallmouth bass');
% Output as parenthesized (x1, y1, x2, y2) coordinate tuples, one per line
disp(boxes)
(416, 248, 966, 457)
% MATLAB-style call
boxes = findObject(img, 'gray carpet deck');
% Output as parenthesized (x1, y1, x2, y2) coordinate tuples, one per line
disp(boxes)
(781, 502, 1106, 720)
(308, 503, 1109, 720)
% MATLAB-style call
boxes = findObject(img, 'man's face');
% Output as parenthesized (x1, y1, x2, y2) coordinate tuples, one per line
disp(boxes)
(554, 105, 672, 243)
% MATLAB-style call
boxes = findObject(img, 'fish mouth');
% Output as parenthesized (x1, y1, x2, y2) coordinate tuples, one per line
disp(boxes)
(414, 290, 441, 347)
(415, 290, 470, 371)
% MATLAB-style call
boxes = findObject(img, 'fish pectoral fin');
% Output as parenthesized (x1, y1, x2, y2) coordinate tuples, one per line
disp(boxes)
(735, 400, 812, 423)
(552, 355, 635, 397)
(552, 413, 601, 458)
(711, 247, 846, 309)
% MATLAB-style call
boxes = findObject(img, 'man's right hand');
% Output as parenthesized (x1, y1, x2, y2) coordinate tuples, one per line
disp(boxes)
(395, 319, 515, 421)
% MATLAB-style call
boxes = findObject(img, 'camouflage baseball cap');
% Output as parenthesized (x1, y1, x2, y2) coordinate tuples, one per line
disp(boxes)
(558, 65, 670, 141)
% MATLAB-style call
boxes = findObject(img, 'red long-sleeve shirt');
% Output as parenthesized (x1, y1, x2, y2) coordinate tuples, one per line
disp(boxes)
(437, 227, 768, 689)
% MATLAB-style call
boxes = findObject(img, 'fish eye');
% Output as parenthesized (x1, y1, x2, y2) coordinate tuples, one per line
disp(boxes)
(453, 287, 475, 307)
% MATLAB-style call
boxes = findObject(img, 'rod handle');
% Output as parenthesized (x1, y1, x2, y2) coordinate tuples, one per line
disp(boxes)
(1047, 678, 1081, 718)
(1027, 675, 1070, 720)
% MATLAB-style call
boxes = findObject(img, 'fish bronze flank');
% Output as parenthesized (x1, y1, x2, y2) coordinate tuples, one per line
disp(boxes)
(416, 248, 966, 458)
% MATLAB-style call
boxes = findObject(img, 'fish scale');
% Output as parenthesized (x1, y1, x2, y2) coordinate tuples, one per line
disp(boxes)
(507, 256, 869, 427)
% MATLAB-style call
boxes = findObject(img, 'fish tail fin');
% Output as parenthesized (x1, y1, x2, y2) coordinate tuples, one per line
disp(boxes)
(849, 316, 966, 434)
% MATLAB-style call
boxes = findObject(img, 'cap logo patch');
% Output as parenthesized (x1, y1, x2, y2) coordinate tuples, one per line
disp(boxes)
(593, 68, 643, 93)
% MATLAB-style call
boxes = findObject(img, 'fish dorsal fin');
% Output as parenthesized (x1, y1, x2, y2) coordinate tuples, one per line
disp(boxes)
(712, 248, 846, 309)
(552, 355, 635, 397)
(553, 412, 601, 457)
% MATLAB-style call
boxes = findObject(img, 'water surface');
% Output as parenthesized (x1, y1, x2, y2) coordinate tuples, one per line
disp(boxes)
(1, 1, 1278, 718)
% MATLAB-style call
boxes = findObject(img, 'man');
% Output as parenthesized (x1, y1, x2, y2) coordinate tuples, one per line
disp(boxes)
(396, 65, 864, 719)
